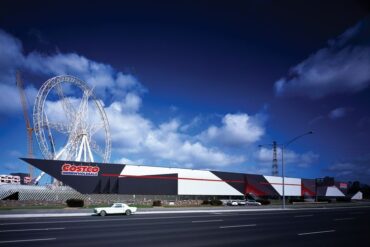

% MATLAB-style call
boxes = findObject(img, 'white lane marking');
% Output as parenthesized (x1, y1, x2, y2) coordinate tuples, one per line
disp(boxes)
(0, 238, 56, 244)
(334, 217, 355, 221)
(298, 230, 335, 236)
(294, 215, 313, 218)
(209, 212, 239, 215)
(0, 227, 65, 233)
(192, 219, 223, 223)
(220, 224, 256, 229)
(295, 205, 370, 211)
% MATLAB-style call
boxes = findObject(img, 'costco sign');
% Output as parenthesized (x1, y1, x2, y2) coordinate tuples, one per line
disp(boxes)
(61, 163, 100, 176)
(339, 182, 348, 189)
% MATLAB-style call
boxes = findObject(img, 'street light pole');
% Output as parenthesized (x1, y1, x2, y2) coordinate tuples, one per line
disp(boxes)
(282, 144, 285, 209)
(281, 131, 313, 209)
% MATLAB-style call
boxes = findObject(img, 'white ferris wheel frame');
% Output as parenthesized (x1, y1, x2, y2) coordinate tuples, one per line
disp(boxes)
(33, 75, 111, 169)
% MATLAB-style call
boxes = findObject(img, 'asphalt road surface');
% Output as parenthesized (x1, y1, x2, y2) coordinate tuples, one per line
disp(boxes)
(0, 206, 369, 247)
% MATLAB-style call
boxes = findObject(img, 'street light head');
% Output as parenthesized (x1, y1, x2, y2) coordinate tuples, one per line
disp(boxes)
(308, 130, 314, 134)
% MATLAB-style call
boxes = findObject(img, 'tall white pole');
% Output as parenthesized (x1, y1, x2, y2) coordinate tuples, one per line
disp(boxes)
(281, 131, 313, 209)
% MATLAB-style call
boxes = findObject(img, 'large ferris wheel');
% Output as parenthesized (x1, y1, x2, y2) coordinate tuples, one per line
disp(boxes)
(32, 75, 111, 182)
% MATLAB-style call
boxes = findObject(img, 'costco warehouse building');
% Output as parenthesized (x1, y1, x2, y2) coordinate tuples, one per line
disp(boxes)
(15, 158, 348, 200)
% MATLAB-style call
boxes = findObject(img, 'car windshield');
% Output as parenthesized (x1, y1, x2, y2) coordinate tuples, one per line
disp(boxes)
(112, 204, 122, 208)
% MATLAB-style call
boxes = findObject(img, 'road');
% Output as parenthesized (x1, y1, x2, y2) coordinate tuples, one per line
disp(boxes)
(0, 206, 369, 247)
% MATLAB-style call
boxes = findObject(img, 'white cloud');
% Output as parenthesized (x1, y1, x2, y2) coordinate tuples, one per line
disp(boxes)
(106, 102, 245, 168)
(0, 29, 143, 114)
(327, 162, 355, 172)
(328, 107, 350, 119)
(199, 113, 265, 146)
(0, 29, 39, 113)
(180, 116, 201, 132)
(41, 96, 248, 169)
(24, 52, 145, 101)
(0, 84, 23, 113)
(8, 150, 22, 157)
(325, 155, 370, 182)
(169, 105, 178, 112)
(326, 163, 357, 179)
(144, 125, 245, 167)
(275, 20, 370, 98)
(3, 163, 20, 171)
(0, 30, 24, 85)
(120, 93, 142, 112)
(0, 83, 38, 114)
(116, 73, 139, 89)
(115, 157, 144, 165)
(105, 102, 152, 153)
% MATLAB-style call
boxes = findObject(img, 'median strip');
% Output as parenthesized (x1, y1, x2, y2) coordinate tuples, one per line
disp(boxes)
(0, 227, 65, 233)
(294, 215, 313, 218)
(349, 212, 363, 215)
(192, 219, 223, 223)
(334, 217, 355, 221)
(0, 238, 56, 244)
(298, 230, 335, 236)
(220, 224, 256, 229)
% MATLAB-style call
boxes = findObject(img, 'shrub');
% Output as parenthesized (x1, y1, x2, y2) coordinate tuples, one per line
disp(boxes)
(66, 198, 84, 207)
(152, 200, 162, 206)
(317, 198, 331, 203)
(210, 199, 222, 206)
(201, 200, 210, 205)
(336, 197, 351, 202)
(289, 197, 304, 204)
(256, 199, 271, 205)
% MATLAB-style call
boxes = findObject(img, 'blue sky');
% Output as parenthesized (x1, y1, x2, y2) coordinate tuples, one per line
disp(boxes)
(0, 1, 369, 184)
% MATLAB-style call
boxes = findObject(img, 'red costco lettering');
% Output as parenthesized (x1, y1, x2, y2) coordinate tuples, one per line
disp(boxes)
(62, 164, 71, 171)
(61, 163, 100, 175)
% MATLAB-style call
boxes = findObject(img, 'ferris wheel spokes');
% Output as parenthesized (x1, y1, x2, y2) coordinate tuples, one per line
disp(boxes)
(55, 83, 76, 123)
(33, 74, 111, 166)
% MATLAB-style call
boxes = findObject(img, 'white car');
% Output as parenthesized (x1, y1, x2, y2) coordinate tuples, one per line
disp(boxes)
(227, 201, 239, 206)
(245, 199, 262, 206)
(94, 203, 137, 216)
(237, 200, 247, 206)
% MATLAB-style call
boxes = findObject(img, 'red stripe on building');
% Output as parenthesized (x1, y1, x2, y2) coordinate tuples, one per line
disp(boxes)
(259, 182, 301, 186)
(102, 173, 245, 183)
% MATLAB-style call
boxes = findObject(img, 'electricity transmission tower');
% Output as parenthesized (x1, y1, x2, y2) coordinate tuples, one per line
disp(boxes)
(272, 141, 278, 176)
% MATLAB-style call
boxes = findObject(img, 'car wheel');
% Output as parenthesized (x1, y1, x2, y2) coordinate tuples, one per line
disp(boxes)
(125, 209, 132, 216)
(100, 210, 107, 216)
